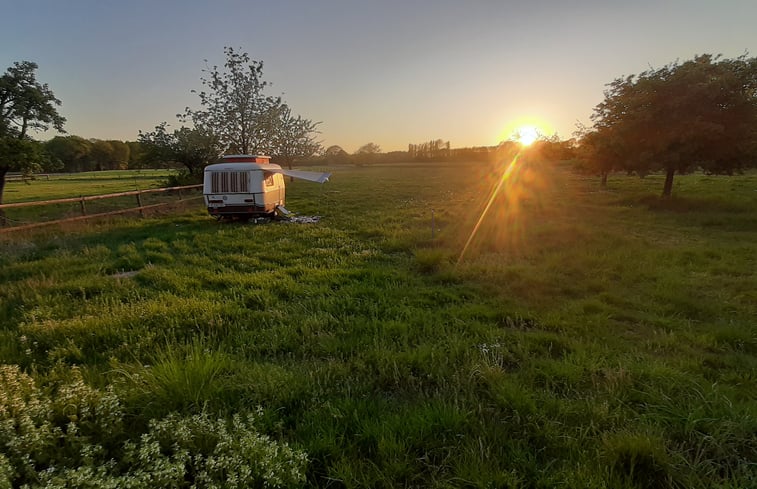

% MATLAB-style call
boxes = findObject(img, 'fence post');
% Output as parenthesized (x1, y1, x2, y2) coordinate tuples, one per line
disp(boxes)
(136, 190, 144, 217)
(79, 196, 86, 215)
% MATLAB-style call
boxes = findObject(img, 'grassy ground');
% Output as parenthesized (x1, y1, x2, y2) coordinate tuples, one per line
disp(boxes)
(3, 169, 173, 203)
(1, 160, 756, 488)
(1, 169, 191, 228)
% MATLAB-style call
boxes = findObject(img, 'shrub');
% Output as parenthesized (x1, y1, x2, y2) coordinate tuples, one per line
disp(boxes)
(164, 169, 202, 187)
(0, 364, 308, 488)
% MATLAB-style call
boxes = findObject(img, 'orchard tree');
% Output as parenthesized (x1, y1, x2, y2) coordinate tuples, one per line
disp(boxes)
(354, 142, 381, 164)
(583, 54, 757, 196)
(0, 60, 65, 208)
(271, 104, 321, 169)
(355, 142, 381, 155)
(323, 144, 349, 164)
(182, 47, 280, 154)
(574, 125, 623, 187)
(139, 122, 220, 175)
(147, 47, 319, 172)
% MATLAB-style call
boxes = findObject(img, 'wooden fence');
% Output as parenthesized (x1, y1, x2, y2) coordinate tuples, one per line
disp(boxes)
(0, 184, 203, 233)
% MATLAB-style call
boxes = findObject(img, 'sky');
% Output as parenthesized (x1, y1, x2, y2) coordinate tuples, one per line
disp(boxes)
(2, 0, 756, 153)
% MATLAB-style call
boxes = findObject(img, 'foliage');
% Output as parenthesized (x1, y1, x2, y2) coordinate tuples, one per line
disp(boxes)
(408, 139, 450, 161)
(138, 123, 220, 175)
(180, 47, 319, 163)
(0, 138, 45, 176)
(89, 140, 131, 172)
(353, 142, 381, 165)
(0, 61, 65, 206)
(580, 54, 757, 196)
(270, 105, 321, 169)
(0, 365, 307, 488)
(354, 142, 381, 155)
(181, 47, 279, 155)
(321, 145, 349, 164)
(44, 136, 92, 173)
(45, 137, 142, 173)
(574, 126, 620, 186)
(0, 61, 65, 139)
(163, 168, 203, 186)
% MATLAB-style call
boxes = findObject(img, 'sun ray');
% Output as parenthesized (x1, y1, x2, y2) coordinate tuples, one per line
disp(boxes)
(456, 152, 522, 265)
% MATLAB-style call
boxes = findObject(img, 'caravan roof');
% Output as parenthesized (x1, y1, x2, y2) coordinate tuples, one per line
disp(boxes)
(204, 162, 282, 172)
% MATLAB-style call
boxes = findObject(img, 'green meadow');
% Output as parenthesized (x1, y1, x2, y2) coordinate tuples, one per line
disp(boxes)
(1, 169, 190, 227)
(3, 169, 172, 203)
(1, 161, 756, 488)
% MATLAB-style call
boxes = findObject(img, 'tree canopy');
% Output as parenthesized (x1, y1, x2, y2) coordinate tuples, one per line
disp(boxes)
(0, 60, 66, 209)
(270, 104, 321, 169)
(579, 54, 757, 196)
(143, 47, 321, 171)
(138, 123, 220, 176)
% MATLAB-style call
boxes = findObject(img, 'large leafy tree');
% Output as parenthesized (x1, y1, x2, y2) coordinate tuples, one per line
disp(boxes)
(181, 47, 281, 155)
(270, 104, 321, 169)
(180, 47, 319, 159)
(582, 54, 757, 196)
(45, 135, 92, 172)
(0, 61, 65, 208)
(138, 122, 220, 175)
(323, 144, 349, 164)
(354, 142, 381, 164)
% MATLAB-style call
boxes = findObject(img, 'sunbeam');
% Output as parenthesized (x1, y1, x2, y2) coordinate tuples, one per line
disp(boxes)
(456, 152, 523, 265)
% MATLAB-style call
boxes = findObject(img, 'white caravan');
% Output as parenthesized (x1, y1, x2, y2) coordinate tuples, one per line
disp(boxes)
(203, 155, 330, 219)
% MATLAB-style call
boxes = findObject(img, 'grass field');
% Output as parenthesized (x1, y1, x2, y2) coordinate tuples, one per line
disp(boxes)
(1, 169, 193, 228)
(2, 169, 173, 203)
(1, 160, 756, 488)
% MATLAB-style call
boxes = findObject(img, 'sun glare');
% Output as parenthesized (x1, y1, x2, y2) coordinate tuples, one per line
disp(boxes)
(513, 125, 540, 146)
(498, 118, 553, 147)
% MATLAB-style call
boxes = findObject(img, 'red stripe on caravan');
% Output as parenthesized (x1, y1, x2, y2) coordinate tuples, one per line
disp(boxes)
(222, 155, 270, 163)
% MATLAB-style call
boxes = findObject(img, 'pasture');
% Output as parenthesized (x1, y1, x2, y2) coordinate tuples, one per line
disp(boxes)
(1, 161, 756, 488)
(0, 169, 193, 229)
(2, 169, 172, 203)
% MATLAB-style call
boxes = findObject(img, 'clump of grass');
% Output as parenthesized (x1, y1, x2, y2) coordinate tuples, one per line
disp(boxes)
(116, 339, 234, 417)
(602, 430, 673, 489)
(413, 248, 452, 274)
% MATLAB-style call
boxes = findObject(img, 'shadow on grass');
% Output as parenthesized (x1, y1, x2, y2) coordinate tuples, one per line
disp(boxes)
(617, 194, 750, 214)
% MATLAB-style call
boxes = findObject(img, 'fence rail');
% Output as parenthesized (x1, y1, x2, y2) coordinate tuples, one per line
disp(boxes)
(0, 184, 203, 234)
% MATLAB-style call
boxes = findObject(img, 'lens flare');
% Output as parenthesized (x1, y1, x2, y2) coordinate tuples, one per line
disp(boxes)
(514, 126, 539, 146)
(456, 152, 523, 265)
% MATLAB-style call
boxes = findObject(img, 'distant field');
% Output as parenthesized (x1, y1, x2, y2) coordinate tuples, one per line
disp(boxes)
(2, 169, 173, 203)
(1, 161, 756, 487)
(0, 169, 193, 228)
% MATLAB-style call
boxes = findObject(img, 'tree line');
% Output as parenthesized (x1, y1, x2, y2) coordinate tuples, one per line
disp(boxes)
(0, 48, 324, 207)
(3, 51, 756, 207)
(577, 53, 757, 196)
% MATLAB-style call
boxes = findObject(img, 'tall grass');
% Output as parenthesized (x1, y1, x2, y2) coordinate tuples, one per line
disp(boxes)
(1, 162, 756, 487)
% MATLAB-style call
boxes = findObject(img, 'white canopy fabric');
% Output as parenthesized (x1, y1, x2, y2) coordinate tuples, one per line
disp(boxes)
(271, 169, 331, 184)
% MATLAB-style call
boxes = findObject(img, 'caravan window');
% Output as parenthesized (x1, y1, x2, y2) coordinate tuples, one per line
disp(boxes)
(264, 173, 275, 187)
(211, 171, 249, 193)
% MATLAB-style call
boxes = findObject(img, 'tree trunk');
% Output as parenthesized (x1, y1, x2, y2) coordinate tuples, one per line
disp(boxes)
(662, 168, 675, 197)
(600, 171, 608, 188)
(0, 167, 7, 226)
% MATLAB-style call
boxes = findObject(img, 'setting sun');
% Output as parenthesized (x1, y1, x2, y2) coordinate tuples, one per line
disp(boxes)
(499, 118, 554, 147)
(512, 125, 540, 146)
